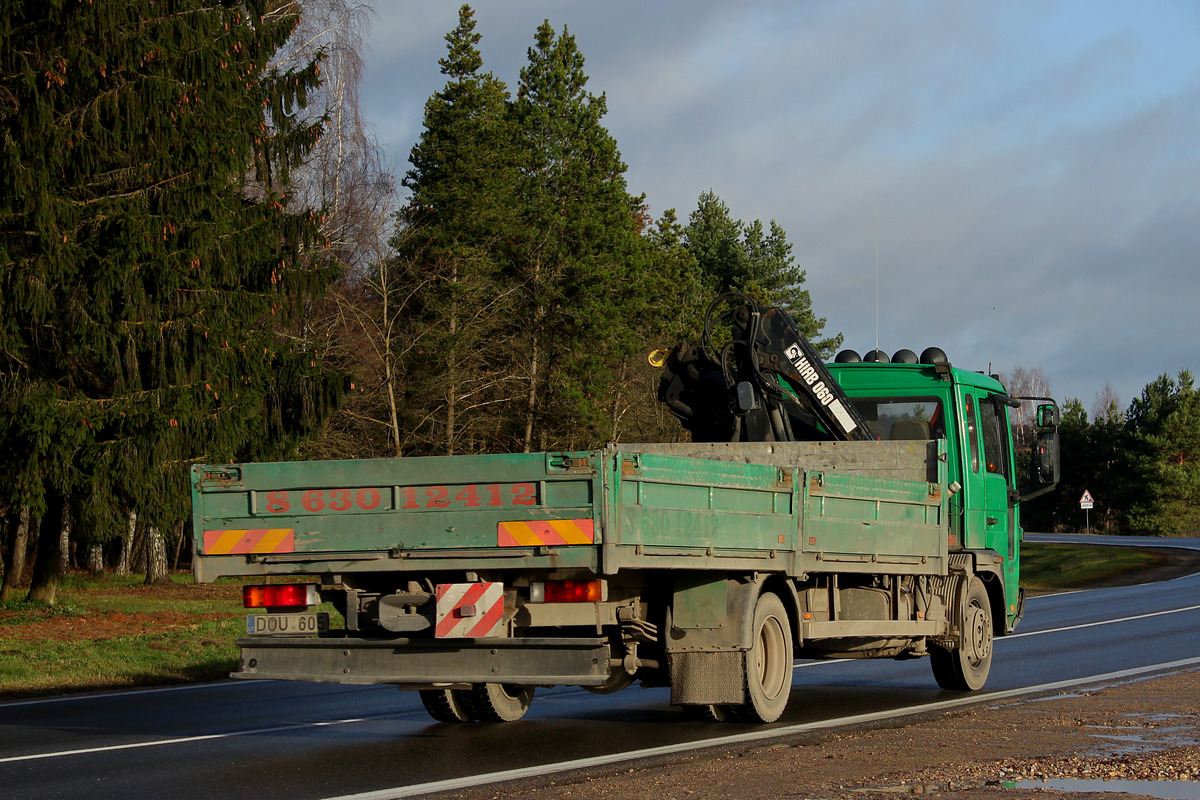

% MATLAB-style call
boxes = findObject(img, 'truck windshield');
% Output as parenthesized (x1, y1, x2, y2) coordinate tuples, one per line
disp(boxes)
(847, 397, 944, 441)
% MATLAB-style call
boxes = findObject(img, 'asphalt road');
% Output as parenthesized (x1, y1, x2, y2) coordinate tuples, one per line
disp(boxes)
(3, 534, 1199, 800)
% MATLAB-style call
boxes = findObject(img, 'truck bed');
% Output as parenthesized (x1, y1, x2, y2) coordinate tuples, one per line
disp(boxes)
(192, 441, 948, 583)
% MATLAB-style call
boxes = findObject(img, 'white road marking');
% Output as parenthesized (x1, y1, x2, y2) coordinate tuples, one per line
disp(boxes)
(0, 717, 366, 764)
(319, 656, 1200, 800)
(790, 603, 1200, 666)
(0, 681, 237, 709)
(1008, 603, 1200, 639)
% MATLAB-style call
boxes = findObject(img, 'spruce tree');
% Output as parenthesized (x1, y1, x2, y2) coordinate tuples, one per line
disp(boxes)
(684, 191, 746, 293)
(685, 191, 841, 356)
(0, 0, 343, 596)
(510, 20, 650, 451)
(393, 4, 520, 455)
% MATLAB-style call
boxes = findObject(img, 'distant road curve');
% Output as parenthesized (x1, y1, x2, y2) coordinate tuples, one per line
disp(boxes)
(1026, 532, 1200, 553)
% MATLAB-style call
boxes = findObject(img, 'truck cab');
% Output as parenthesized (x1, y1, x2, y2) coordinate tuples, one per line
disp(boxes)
(829, 351, 1046, 632)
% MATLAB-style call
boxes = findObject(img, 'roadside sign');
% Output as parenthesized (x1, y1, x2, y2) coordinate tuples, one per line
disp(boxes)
(1080, 490, 1094, 510)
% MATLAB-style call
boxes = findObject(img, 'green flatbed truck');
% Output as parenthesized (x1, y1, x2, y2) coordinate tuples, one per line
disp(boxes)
(192, 296, 1059, 723)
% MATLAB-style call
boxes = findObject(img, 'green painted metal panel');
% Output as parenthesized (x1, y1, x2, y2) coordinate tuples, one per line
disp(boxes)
(801, 469, 946, 566)
(672, 574, 730, 630)
(192, 453, 600, 556)
(195, 440, 959, 581)
(612, 450, 797, 553)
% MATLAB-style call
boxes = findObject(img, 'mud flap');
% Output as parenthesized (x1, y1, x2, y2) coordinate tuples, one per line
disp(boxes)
(668, 650, 745, 705)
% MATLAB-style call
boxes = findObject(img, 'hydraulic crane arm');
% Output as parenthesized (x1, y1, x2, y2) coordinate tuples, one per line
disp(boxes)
(657, 293, 873, 443)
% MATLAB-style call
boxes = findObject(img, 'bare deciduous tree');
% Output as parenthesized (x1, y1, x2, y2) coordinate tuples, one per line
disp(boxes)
(1092, 382, 1122, 423)
(270, 1, 421, 460)
(999, 366, 1052, 449)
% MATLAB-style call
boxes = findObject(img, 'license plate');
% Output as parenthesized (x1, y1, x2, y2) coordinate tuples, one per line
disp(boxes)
(246, 612, 329, 636)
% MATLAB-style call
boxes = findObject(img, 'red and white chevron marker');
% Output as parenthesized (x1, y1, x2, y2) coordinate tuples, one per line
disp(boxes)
(434, 582, 505, 638)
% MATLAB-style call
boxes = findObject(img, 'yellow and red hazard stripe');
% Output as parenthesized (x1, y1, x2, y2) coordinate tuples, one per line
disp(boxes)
(202, 528, 295, 555)
(497, 519, 595, 547)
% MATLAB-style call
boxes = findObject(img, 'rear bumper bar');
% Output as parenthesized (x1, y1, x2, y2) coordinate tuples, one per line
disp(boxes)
(233, 635, 611, 688)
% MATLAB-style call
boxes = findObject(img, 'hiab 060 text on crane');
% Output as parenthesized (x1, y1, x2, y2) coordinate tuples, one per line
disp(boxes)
(192, 293, 1059, 722)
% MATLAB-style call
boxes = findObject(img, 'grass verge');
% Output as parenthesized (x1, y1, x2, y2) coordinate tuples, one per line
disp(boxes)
(0, 573, 245, 699)
(1019, 541, 1169, 593)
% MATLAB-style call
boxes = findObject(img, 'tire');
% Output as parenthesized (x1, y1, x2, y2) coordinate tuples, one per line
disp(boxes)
(734, 592, 793, 723)
(685, 704, 735, 722)
(418, 688, 475, 722)
(464, 683, 535, 722)
(930, 577, 993, 691)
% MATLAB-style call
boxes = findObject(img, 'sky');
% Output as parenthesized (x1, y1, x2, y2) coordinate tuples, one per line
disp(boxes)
(356, 1, 1200, 414)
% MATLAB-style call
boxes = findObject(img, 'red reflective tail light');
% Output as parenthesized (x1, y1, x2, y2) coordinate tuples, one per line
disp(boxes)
(530, 579, 606, 603)
(243, 584, 319, 609)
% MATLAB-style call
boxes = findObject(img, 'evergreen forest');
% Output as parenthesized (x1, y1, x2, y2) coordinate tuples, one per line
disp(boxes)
(1, 3, 1198, 603)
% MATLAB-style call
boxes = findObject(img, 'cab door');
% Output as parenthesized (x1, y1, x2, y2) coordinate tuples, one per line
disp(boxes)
(979, 396, 1020, 622)
(956, 391, 987, 548)
(978, 398, 1016, 559)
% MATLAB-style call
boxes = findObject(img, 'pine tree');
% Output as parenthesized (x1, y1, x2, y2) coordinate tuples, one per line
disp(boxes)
(392, 4, 521, 455)
(510, 20, 650, 451)
(684, 192, 841, 356)
(1125, 371, 1200, 536)
(0, 1, 343, 597)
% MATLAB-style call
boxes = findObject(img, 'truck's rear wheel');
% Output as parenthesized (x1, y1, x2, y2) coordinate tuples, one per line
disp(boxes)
(930, 577, 993, 690)
(735, 592, 793, 723)
(465, 683, 535, 722)
(418, 689, 476, 722)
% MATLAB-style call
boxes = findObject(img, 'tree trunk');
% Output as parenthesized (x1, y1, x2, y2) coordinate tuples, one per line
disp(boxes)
(0, 507, 31, 601)
(27, 498, 65, 605)
(384, 352, 403, 457)
(144, 525, 170, 585)
(86, 543, 105, 576)
(132, 515, 147, 575)
(171, 521, 186, 571)
(446, 262, 458, 456)
(523, 332, 540, 454)
(58, 506, 72, 575)
(115, 510, 135, 577)
(377, 254, 404, 458)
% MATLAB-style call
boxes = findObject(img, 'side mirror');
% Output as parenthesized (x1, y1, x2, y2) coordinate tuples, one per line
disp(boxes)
(1034, 429, 1060, 484)
(1036, 403, 1060, 428)
(1019, 398, 1061, 501)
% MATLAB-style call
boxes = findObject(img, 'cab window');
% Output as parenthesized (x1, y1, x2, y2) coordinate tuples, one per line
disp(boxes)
(848, 397, 944, 441)
(980, 400, 1010, 481)
(964, 394, 980, 473)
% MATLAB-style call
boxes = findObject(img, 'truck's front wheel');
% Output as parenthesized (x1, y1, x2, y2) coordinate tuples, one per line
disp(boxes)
(736, 592, 793, 723)
(930, 577, 993, 690)
(465, 683, 535, 722)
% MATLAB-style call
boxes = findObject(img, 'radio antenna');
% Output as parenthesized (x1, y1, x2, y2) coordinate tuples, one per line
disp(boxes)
(988, 305, 996, 374)
(874, 208, 879, 355)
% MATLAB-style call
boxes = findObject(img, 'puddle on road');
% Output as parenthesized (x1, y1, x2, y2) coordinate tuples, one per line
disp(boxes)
(1086, 725, 1196, 743)
(1016, 777, 1200, 798)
